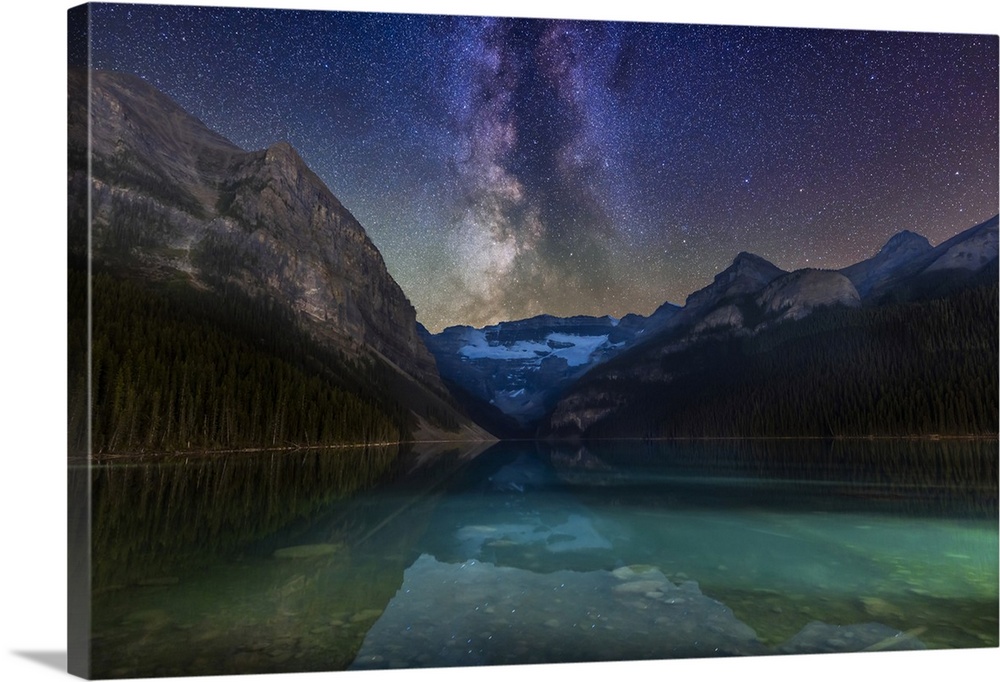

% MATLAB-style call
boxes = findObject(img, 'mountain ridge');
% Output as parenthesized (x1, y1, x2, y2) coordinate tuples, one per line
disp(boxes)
(70, 69, 997, 446)
(540, 216, 998, 439)
(424, 216, 997, 438)
(72, 68, 441, 389)
(840, 216, 998, 301)
(69, 68, 490, 449)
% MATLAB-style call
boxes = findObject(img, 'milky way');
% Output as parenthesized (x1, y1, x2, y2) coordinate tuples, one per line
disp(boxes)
(81, 2, 998, 331)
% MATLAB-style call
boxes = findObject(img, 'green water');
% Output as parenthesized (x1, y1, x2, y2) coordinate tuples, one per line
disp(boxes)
(81, 439, 998, 677)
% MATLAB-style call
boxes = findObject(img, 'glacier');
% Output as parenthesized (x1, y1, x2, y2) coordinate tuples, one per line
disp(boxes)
(458, 330, 614, 367)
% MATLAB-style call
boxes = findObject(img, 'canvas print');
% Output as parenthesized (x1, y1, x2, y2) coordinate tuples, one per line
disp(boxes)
(67, 1, 998, 679)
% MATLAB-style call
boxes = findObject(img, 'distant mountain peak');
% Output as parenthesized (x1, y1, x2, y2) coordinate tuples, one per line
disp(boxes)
(841, 228, 932, 298)
(878, 230, 931, 255)
(423, 312, 650, 430)
(728, 251, 783, 277)
(733, 250, 770, 264)
(683, 250, 785, 311)
(650, 300, 681, 316)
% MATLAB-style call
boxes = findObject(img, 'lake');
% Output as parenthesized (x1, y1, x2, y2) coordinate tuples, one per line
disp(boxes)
(74, 439, 998, 678)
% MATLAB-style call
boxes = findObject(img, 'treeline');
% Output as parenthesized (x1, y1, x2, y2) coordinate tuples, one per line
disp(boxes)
(579, 281, 998, 439)
(71, 268, 416, 454)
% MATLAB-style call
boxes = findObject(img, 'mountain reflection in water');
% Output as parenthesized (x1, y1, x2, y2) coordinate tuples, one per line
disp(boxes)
(81, 439, 998, 677)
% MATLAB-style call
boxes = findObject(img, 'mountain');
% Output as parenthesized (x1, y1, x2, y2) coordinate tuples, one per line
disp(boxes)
(925, 216, 999, 272)
(917, 216, 999, 302)
(670, 252, 789, 337)
(421, 251, 857, 436)
(544, 217, 998, 439)
(633, 300, 683, 337)
(684, 251, 787, 312)
(840, 230, 933, 298)
(68, 69, 489, 451)
(421, 247, 856, 436)
(841, 216, 998, 302)
(755, 269, 860, 323)
(422, 313, 665, 434)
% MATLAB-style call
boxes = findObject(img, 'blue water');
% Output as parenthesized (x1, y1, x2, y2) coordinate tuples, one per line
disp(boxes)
(85, 439, 998, 677)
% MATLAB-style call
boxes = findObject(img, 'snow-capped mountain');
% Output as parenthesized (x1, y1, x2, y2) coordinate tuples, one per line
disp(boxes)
(422, 312, 677, 430)
(924, 216, 998, 273)
(423, 215, 997, 438)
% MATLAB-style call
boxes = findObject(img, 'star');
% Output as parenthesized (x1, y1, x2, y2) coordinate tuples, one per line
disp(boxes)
(83, 1, 998, 331)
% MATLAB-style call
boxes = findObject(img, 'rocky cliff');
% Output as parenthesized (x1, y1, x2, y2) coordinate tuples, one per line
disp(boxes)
(70, 68, 444, 395)
(69, 69, 493, 446)
(755, 269, 861, 323)
(684, 252, 786, 312)
(924, 217, 998, 273)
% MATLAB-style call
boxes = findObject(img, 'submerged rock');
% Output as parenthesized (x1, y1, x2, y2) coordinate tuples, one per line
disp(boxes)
(351, 555, 769, 668)
(860, 596, 904, 620)
(776, 621, 927, 654)
(611, 579, 669, 595)
(611, 564, 660, 580)
(349, 609, 384, 623)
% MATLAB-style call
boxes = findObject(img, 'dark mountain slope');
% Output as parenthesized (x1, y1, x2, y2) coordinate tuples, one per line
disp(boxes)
(71, 69, 443, 390)
(843, 215, 998, 304)
(840, 230, 933, 298)
(546, 280, 998, 439)
(68, 69, 489, 452)
(542, 217, 999, 440)
(683, 251, 787, 313)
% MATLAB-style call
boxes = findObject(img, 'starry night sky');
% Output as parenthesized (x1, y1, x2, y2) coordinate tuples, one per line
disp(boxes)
(81, 2, 998, 332)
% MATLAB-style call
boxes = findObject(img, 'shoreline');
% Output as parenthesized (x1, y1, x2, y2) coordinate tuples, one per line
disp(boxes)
(71, 433, 998, 463)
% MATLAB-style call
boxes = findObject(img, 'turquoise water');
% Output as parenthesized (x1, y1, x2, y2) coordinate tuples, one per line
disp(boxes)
(83, 440, 998, 677)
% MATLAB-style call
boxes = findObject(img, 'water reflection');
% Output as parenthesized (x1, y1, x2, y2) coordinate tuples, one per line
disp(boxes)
(401, 440, 997, 657)
(89, 444, 401, 590)
(86, 442, 476, 677)
(83, 439, 998, 677)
